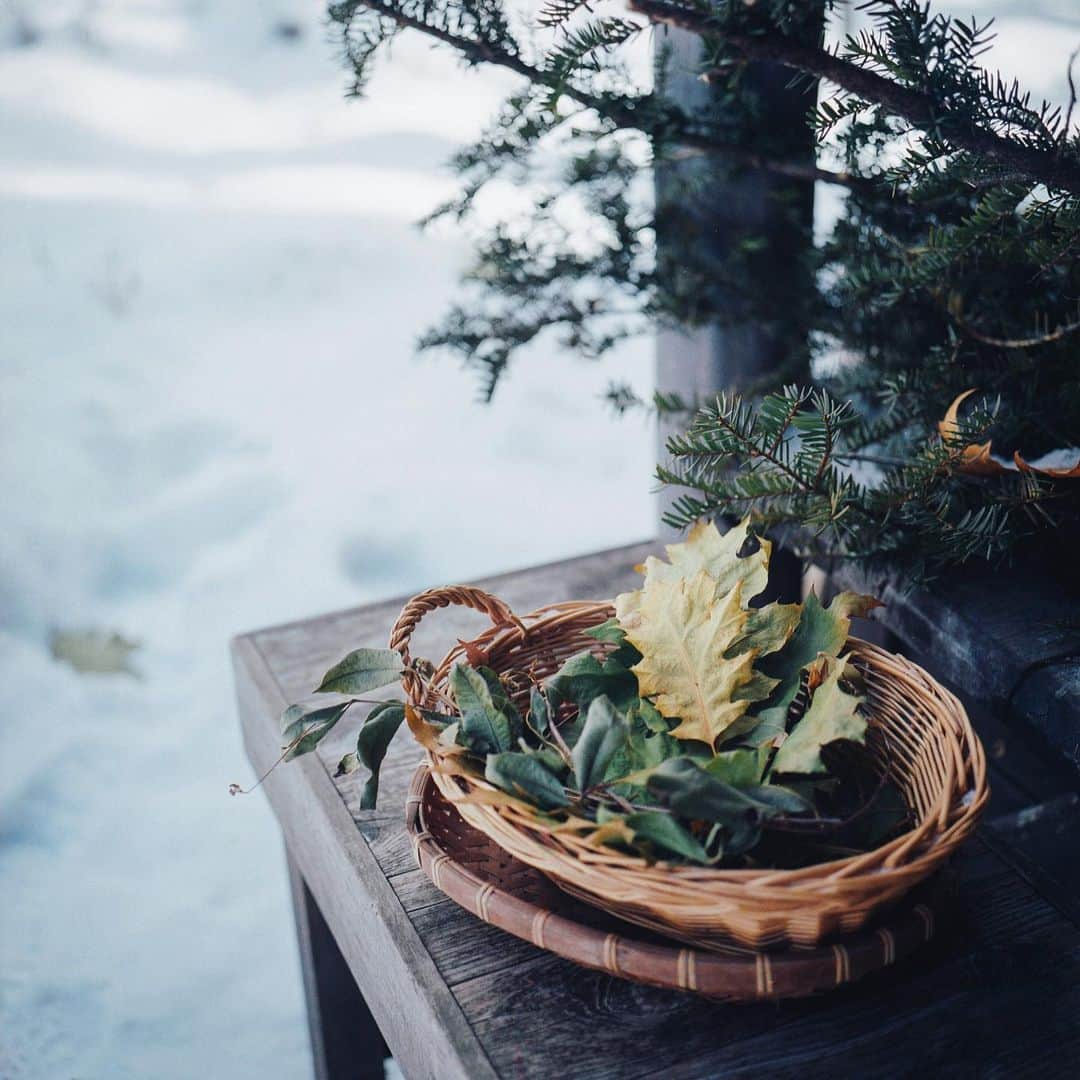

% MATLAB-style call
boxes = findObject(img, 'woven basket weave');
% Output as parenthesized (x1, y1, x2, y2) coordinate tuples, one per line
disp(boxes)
(390, 585, 988, 950)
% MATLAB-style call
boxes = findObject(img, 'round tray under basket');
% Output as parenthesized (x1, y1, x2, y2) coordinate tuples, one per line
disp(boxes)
(405, 763, 948, 1002)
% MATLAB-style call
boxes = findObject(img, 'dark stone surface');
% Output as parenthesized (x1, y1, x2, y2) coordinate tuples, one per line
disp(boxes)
(831, 557, 1080, 783)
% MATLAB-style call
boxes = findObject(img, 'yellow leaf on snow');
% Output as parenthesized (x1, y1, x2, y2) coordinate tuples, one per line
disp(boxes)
(617, 571, 759, 747)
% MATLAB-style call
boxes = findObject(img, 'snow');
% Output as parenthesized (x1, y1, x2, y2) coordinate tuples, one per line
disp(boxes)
(0, 3, 651, 1077)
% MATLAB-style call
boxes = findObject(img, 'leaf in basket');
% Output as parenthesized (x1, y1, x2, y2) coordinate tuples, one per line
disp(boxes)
(634, 696, 669, 734)
(634, 518, 771, 603)
(584, 618, 625, 645)
(280, 701, 353, 760)
(770, 654, 866, 778)
(702, 746, 768, 788)
(646, 758, 811, 856)
(618, 571, 759, 747)
(584, 618, 643, 668)
(353, 701, 407, 809)
(485, 752, 570, 810)
(728, 602, 802, 662)
(450, 664, 518, 754)
(544, 651, 638, 713)
(519, 743, 568, 776)
(624, 810, 711, 864)
(405, 703, 443, 752)
(601, 700, 681, 795)
(314, 648, 404, 695)
(571, 695, 629, 791)
(586, 816, 637, 848)
(527, 686, 550, 739)
(740, 591, 881, 747)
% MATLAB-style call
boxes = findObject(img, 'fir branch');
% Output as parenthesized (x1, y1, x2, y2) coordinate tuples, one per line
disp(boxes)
(334, 0, 860, 188)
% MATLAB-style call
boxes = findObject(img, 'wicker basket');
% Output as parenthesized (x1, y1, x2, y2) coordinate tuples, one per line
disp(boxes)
(390, 585, 989, 950)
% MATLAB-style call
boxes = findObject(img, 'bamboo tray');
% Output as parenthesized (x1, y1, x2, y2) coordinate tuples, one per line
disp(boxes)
(405, 763, 949, 1001)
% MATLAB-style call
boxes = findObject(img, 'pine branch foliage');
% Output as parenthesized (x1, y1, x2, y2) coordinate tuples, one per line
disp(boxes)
(328, 0, 1080, 571)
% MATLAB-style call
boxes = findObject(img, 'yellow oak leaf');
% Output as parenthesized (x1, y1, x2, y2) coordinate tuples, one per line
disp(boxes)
(642, 517, 770, 597)
(617, 571, 759, 747)
(619, 517, 771, 627)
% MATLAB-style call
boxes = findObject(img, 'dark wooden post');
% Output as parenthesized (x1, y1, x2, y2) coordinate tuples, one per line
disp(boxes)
(654, 21, 820, 605)
(287, 852, 388, 1080)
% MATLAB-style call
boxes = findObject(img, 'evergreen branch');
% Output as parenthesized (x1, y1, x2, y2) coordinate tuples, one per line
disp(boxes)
(336, 1, 860, 187)
(629, 0, 1080, 195)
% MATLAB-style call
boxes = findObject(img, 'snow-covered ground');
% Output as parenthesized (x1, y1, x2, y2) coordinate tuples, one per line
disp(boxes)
(0, 4, 652, 1077)
(1, 2, 1077, 1078)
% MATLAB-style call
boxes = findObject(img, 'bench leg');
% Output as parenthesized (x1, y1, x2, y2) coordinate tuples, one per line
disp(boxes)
(287, 850, 389, 1080)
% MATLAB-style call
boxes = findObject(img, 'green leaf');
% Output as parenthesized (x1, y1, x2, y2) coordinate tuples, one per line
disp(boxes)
(518, 743, 568, 776)
(727, 602, 801, 659)
(702, 747, 765, 788)
(315, 648, 404, 695)
(335, 752, 359, 778)
(280, 701, 352, 760)
(527, 686, 550, 739)
(355, 701, 407, 809)
(770, 655, 866, 777)
(634, 697, 669, 734)
(744, 782, 814, 814)
(584, 617, 642, 668)
(599, 702, 678, 802)
(648, 757, 809, 822)
(584, 618, 627, 645)
(545, 650, 638, 712)
(625, 811, 710, 863)
(744, 591, 879, 746)
(571, 695, 629, 791)
(485, 752, 570, 810)
(450, 664, 514, 754)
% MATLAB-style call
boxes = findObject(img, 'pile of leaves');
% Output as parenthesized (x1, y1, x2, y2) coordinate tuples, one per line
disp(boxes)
(276, 519, 910, 868)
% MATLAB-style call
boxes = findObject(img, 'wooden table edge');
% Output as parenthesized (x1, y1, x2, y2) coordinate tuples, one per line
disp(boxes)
(231, 538, 655, 643)
(231, 633, 499, 1080)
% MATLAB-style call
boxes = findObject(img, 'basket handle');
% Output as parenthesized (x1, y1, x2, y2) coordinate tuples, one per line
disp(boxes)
(389, 586, 525, 672)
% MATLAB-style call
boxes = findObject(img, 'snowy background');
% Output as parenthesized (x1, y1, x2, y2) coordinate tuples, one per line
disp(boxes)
(0, 2, 1076, 1078)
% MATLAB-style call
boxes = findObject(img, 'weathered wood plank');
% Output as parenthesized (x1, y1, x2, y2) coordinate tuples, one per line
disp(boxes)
(451, 847, 1080, 1079)
(232, 635, 497, 1080)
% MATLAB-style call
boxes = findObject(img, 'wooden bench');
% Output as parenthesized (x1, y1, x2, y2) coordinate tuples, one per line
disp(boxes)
(233, 544, 1080, 1079)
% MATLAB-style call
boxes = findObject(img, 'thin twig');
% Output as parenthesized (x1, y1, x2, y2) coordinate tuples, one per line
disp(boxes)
(952, 312, 1080, 349)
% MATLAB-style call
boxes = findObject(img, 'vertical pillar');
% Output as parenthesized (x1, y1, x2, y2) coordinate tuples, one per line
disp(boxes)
(653, 20, 820, 603)
(287, 851, 388, 1080)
